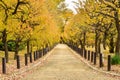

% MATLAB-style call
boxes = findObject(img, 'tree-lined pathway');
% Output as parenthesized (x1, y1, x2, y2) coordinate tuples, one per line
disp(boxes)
(22, 44, 119, 80)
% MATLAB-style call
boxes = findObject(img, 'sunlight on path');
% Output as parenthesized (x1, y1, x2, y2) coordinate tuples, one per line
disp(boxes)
(55, 44, 68, 49)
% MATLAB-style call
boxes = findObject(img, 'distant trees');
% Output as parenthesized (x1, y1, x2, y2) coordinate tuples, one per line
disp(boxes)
(64, 0, 120, 56)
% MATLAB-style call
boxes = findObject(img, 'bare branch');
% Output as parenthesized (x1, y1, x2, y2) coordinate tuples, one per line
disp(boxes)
(12, 0, 29, 15)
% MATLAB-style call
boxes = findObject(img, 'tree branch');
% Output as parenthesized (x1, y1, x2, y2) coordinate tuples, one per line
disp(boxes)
(0, 0, 10, 24)
(12, 0, 29, 15)
(96, 11, 115, 19)
(102, 0, 117, 10)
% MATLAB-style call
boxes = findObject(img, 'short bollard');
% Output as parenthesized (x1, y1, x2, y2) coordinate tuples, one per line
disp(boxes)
(41, 50, 43, 57)
(39, 51, 41, 58)
(42, 49, 44, 56)
(84, 50, 87, 59)
(94, 52, 96, 65)
(108, 55, 111, 71)
(38, 51, 40, 58)
(25, 54, 28, 66)
(88, 50, 90, 61)
(29, 52, 32, 63)
(91, 52, 93, 62)
(2, 58, 6, 74)
(79, 48, 81, 55)
(99, 53, 103, 67)
(44, 48, 47, 55)
(43, 48, 45, 55)
(46, 48, 48, 53)
(85, 50, 87, 59)
(36, 51, 38, 60)
(77, 47, 79, 52)
(37, 51, 39, 59)
(81, 49, 83, 57)
(16, 55, 20, 69)
(34, 52, 36, 61)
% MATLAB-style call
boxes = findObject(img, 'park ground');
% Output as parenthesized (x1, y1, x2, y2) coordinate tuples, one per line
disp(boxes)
(21, 44, 120, 80)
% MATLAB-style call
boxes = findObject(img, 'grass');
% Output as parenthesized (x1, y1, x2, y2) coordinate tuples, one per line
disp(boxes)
(86, 46, 115, 58)
(0, 46, 38, 59)
(111, 55, 120, 65)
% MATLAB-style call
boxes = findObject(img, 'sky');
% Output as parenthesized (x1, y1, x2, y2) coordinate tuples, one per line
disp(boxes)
(65, 0, 85, 14)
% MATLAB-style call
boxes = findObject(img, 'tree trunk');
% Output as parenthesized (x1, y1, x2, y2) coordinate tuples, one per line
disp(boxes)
(115, 31, 120, 55)
(27, 40, 30, 54)
(103, 32, 107, 50)
(31, 44, 33, 52)
(2, 29, 8, 63)
(14, 41, 19, 59)
(98, 39, 101, 53)
(109, 35, 114, 53)
(83, 32, 86, 49)
(114, 11, 120, 56)
(79, 40, 84, 54)
(95, 32, 98, 54)
(79, 32, 86, 54)
(95, 31, 100, 56)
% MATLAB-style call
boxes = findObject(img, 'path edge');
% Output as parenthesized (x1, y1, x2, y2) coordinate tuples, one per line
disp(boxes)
(67, 46, 120, 77)
(1, 46, 55, 80)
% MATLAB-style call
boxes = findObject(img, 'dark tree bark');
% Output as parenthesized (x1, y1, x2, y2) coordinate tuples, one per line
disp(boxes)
(12, 0, 28, 15)
(79, 40, 84, 54)
(30, 44, 33, 52)
(109, 34, 114, 53)
(2, 29, 8, 63)
(98, 39, 101, 53)
(14, 41, 19, 59)
(27, 40, 30, 54)
(83, 32, 86, 49)
(114, 11, 120, 56)
(79, 31, 86, 54)
(103, 32, 107, 50)
(95, 31, 100, 56)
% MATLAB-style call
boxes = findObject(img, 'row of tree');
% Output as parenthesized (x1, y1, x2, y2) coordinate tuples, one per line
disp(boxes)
(0, 0, 67, 63)
(63, 0, 120, 56)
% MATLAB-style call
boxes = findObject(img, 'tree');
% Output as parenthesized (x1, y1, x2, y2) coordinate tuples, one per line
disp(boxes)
(96, 0, 120, 55)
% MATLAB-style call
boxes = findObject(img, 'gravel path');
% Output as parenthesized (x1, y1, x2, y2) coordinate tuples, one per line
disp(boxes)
(22, 44, 119, 80)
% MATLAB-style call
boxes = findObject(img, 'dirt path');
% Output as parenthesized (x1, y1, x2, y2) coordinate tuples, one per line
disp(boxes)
(22, 44, 119, 80)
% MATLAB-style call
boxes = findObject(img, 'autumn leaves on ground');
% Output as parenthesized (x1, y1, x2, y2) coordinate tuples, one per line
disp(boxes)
(0, 0, 120, 79)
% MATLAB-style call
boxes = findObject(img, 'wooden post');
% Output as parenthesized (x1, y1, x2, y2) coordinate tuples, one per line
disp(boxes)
(25, 54, 28, 66)
(36, 51, 38, 59)
(91, 52, 93, 62)
(34, 52, 36, 61)
(94, 52, 96, 65)
(99, 53, 103, 67)
(79, 48, 81, 55)
(37, 51, 39, 59)
(16, 55, 20, 69)
(35, 51, 38, 60)
(38, 50, 40, 58)
(29, 52, 32, 63)
(43, 49, 44, 56)
(84, 50, 87, 59)
(85, 50, 87, 59)
(2, 58, 6, 74)
(88, 50, 90, 61)
(39, 50, 42, 58)
(108, 55, 111, 71)
(81, 49, 83, 57)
